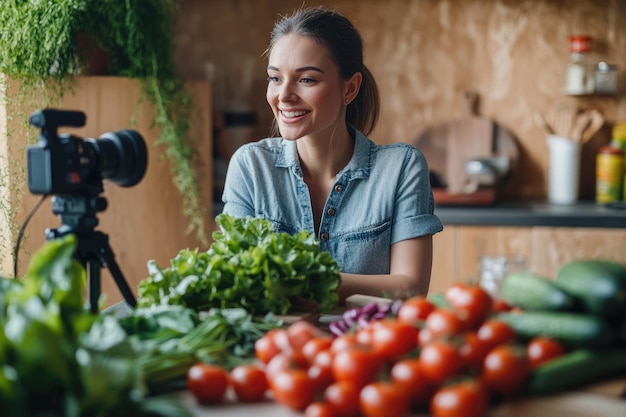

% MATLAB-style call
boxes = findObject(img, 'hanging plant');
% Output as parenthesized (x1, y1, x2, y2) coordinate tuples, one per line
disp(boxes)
(0, 0, 208, 245)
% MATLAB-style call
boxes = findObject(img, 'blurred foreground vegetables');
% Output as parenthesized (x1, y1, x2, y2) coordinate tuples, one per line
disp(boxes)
(0, 235, 191, 417)
(0, 234, 283, 416)
(137, 213, 342, 315)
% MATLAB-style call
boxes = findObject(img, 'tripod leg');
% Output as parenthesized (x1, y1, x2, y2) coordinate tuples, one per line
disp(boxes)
(96, 237, 137, 308)
(86, 261, 102, 314)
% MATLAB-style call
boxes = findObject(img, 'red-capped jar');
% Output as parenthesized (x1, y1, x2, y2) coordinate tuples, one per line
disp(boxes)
(565, 35, 594, 95)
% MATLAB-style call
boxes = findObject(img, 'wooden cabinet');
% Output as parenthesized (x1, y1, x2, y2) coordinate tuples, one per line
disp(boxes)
(430, 225, 626, 295)
(0, 76, 213, 307)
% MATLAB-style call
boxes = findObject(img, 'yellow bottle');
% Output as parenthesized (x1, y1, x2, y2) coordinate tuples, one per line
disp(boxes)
(613, 122, 626, 201)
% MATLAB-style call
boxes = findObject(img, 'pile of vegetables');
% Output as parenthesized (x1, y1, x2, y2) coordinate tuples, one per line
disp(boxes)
(137, 213, 341, 315)
(180, 258, 626, 417)
(0, 235, 191, 417)
(0, 234, 284, 416)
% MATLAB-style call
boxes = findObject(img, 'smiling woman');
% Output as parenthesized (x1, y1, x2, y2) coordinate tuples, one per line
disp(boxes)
(220, 5, 443, 302)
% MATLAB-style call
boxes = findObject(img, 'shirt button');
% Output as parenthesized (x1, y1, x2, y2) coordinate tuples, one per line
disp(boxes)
(320, 232, 329, 241)
(327, 208, 336, 216)
(334, 184, 344, 192)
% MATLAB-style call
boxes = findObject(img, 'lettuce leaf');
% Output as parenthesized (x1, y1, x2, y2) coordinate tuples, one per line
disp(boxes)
(137, 214, 341, 314)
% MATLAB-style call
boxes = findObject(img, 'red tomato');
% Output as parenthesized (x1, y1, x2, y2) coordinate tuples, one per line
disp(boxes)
(307, 363, 334, 392)
(355, 326, 374, 345)
(419, 340, 462, 387)
(186, 363, 229, 404)
(323, 380, 361, 417)
(430, 379, 488, 417)
(476, 319, 516, 350)
(445, 282, 493, 329)
(230, 364, 268, 402)
(390, 358, 433, 407)
(270, 369, 316, 411)
(424, 308, 465, 340)
(458, 331, 490, 371)
(526, 337, 566, 369)
(302, 337, 333, 365)
(287, 320, 323, 351)
(304, 402, 336, 417)
(482, 344, 531, 396)
(396, 296, 436, 324)
(491, 299, 512, 313)
(330, 333, 360, 354)
(265, 352, 295, 382)
(312, 349, 334, 371)
(360, 381, 410, 417)
(370, 319, 419, 359)
(254, 330, 283, 364)
(332, 345, 382, 388)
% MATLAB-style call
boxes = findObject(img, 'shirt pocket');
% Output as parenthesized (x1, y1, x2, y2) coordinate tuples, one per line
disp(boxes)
(333, 220, 392, 275)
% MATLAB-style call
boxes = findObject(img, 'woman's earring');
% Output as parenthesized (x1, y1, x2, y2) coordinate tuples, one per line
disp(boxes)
(345, 99, 350, 104)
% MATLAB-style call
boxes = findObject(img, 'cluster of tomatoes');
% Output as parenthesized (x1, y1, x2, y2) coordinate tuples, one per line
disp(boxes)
(186, 283, 567, 417)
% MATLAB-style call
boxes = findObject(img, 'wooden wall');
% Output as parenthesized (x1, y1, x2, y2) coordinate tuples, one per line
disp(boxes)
(173, 0, 626, 201)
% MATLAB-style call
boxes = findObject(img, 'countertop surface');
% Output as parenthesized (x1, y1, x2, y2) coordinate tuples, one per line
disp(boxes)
(434, 200, 626, 228)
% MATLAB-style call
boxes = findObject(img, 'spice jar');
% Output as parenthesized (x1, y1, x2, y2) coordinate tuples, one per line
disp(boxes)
(564, 35, 594, 95)
(594, 62, 619, 95)
(596, 145, 624, 203)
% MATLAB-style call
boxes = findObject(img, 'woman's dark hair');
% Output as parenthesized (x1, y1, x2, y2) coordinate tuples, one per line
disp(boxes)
(266, 6, 380, 135)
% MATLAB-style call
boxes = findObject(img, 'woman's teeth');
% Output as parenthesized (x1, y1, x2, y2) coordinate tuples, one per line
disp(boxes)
(282, 110, 307, 117)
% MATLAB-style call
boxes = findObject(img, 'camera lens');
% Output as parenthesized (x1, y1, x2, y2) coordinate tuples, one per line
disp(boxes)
(88, 129, 148, 187)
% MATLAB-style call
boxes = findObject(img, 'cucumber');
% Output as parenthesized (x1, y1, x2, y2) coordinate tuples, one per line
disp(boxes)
(528, 348, 626, 395)
(501, 271, 575, 311)
(555, 259, 626, 316)
(496, 311, 614, 348)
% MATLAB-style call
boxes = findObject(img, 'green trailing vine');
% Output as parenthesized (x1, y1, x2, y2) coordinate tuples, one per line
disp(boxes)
(0, 0, 209, 247)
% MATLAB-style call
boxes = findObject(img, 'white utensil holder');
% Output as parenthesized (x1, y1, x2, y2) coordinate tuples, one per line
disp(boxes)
(547, 135, 581, 205)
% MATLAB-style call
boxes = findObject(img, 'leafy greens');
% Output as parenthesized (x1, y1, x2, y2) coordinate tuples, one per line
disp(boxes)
(137, 214, 342, 315)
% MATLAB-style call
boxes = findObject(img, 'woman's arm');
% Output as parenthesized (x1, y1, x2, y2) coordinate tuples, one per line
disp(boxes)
(337, 234, 433, 303)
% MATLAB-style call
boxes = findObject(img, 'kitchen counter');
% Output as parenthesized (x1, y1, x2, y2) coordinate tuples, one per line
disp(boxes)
(435, 200, 626, 228)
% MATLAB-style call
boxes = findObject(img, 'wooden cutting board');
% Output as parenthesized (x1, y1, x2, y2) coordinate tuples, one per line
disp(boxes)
(414, 91, 519, 198)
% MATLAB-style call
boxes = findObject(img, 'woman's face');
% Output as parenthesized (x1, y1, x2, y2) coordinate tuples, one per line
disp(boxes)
(266, 34, 352, 141)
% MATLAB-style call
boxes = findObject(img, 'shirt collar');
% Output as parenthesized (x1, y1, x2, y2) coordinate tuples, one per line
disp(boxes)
(276, 129, 373, 181)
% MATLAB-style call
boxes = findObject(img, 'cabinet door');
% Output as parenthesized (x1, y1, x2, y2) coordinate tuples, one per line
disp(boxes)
(430, 226, 457, 295)
(457, 226, 533, 282)
(532, 227, 626, 279)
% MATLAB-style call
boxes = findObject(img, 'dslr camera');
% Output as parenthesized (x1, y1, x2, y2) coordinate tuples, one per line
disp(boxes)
(27, 108, 148, 196)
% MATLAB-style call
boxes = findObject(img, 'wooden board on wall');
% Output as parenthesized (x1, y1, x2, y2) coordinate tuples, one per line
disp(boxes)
(0, 76, 213, 307)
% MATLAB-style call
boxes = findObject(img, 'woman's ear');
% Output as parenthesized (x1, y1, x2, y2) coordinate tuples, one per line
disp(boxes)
(344, 72, 363, 105)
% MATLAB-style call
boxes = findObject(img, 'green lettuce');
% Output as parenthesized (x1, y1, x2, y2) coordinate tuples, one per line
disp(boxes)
(137, 214, 341, 314)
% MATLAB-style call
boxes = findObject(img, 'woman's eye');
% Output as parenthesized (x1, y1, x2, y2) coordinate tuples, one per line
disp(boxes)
(300, 77, 316, 84)
(267, 76, 280, 83)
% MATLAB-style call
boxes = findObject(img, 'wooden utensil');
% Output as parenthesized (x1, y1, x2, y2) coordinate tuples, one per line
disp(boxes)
(414, 90, 519, 199)
(535, 112, 555, 135)
(580, 109, 604, 144)
(570, 110, 593, 142)
(548, 101, 579, 137)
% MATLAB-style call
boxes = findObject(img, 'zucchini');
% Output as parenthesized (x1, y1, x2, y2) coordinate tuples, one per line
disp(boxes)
(501, 271, 575, 311)
(555, 259, 626, 316)
(528, 348, 626, 395)
(496, 311, 614, 348)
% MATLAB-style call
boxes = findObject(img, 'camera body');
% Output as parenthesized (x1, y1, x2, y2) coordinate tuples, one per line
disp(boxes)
(27, 109, 148, 196)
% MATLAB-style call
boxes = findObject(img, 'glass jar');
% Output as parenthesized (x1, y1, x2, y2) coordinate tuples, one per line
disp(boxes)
(478, 255, 526, 299)
(594, 62, 619, 95)
(564, 35, 594, 95)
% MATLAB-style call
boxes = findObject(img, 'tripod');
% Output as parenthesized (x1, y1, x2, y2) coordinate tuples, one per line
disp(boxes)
(45, 194, 137, 314)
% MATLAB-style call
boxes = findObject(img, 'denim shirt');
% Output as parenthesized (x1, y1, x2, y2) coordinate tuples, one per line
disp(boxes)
(221, 130, 443, 275)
